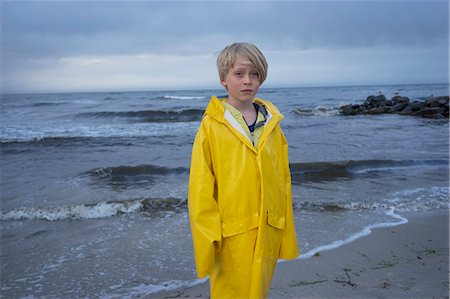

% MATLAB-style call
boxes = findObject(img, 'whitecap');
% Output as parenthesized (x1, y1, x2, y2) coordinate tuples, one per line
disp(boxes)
(163, 95, 206, 100)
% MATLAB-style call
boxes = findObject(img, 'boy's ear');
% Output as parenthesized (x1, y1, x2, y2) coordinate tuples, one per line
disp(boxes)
(220, 80, 228, 90)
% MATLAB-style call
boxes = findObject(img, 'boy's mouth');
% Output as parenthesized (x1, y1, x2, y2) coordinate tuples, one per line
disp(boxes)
(241, 89, 253, 93)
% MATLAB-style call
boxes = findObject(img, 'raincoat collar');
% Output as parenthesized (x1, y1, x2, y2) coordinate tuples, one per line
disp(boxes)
(204, 96, 284, 153)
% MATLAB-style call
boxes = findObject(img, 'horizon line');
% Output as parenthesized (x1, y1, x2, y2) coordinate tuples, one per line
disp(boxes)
(1, 82, 448, 96)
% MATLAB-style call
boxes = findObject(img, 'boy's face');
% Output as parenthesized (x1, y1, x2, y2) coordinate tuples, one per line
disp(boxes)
(221, 54, 261, 105)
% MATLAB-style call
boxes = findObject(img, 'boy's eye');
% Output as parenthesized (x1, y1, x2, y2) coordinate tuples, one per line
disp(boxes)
(233, 71, 258, 77)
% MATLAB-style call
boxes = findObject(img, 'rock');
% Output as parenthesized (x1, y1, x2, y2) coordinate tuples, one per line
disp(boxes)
(338, 94, 449, 120)
(428, 100, 443, 108)
(419, 107, 445, 119)
(433, 113, 446, 119)
(435, 96, 449, 105)
(368, 107, 388, 114)
(398, 105, 413, 115)
(390, 102, 408, 112)
(426, 96, 449, 108)
(339, 104, 359, 115)
(425, 97, 435, 106)
(379, 101, 389, 108)
(364, 95, 387, 108)
(392, 96, 410, 104)
(358, 106, 367, 113)
(410, 101, 424, 111)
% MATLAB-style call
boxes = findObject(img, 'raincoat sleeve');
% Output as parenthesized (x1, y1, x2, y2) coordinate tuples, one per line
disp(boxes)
(278, 131, 300, 260)
(188, 119, 222, 278)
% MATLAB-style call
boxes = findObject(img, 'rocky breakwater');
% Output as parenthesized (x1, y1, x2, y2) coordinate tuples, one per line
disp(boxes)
(339, 95, 449, 119)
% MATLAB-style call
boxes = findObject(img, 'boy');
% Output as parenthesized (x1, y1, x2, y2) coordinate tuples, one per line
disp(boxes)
(188, 42, 299, 298)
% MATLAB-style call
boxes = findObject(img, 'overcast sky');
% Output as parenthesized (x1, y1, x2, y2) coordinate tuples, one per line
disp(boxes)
(1, 1, 449, 93)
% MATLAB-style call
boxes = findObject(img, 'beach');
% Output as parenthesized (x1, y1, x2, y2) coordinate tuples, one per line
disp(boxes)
(1, 84, 448, 298)
(153, 211, 449, 298)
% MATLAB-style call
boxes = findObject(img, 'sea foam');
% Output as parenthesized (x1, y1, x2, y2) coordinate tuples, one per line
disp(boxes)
(0, 201, 143, 221)
(298, 208, 408, 260)
(0, 197, 187, 221)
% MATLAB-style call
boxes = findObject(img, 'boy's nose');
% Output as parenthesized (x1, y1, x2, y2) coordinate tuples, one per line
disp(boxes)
(243, 74, 252, 84)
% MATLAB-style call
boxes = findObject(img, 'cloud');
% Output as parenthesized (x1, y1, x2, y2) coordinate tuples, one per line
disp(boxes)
(266, 46, 449, 87)
(2, 53, 218, 93)
(1, 1, 448, 92)
(4, 45, 447, 93)
(2, 1, 448, 58)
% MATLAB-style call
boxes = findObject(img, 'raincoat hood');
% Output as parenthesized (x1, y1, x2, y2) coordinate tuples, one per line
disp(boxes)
(204, 96, 284, 151)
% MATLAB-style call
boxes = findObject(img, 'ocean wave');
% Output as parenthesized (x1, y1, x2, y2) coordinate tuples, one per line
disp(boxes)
(297, 186, 449, 213)
(84, 165, 189, 190)
(1, 187, 447, 221)
(290, 159, 448, 183)
(387, 186, 450, 212)
(86, 159, 446, 187)
(76, 108, 204, 123)
(291, 106, 340, 117)
(0, 197, 186, 221)
(297, 201, 392, 212)
(0, 122, 198, 143)
(29, 102, 68, 107)
(163, 95, 206, 100)
(87, 164, 189, 178)
(0, 136, 140, 147)
(2, 99, 69, 109)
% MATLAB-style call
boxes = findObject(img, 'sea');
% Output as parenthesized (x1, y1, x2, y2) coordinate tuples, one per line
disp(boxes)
(1, 83, 449, 298)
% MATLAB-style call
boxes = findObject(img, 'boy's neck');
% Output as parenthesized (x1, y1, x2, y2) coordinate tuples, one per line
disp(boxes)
(226, 98, 254, 114)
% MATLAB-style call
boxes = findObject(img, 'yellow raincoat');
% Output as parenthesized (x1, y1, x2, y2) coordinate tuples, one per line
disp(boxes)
(188, 96, 299, 298)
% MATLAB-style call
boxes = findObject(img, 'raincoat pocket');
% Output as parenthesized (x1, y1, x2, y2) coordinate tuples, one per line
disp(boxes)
(221, 228, 258, 269)
(221, 213, 259, 238)
(267, 210, 286, 230)
(261, 211, 285, 259)
(220, 213, 260, 269)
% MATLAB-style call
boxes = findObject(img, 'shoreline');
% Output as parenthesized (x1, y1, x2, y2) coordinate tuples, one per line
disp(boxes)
(151, 210, 449, 298)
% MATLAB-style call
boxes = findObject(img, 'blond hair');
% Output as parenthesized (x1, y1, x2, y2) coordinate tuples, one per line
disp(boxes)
(216, 42, 268, 85)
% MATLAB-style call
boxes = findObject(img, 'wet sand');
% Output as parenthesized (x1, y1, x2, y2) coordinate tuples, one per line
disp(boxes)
(152, 211, 449, 298)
